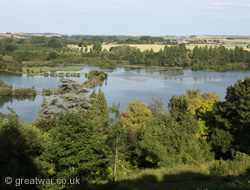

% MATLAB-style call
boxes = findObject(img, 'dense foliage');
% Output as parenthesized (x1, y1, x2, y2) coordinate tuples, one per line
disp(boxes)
(203, 77, 250, 158)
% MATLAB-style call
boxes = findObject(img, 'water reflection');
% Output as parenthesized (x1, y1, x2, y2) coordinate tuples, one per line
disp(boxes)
(126, 67, 184, 76)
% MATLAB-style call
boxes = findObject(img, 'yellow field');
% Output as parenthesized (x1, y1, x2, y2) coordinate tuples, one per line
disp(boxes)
(186, 44, 249, 50)
(103, 44, 166, 52)
(82, 44, 249, 52)
(84, 44, 165, 52)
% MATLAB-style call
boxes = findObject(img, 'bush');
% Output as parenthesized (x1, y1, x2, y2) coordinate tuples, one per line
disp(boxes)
(87, 69, 108, 80)
(42, 89, 53, 96)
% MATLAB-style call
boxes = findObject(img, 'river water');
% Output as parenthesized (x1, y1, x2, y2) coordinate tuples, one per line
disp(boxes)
(0, 66, 249, 122)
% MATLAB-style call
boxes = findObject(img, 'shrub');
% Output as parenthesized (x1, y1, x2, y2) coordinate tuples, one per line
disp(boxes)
(14, 87, 37, 96)
(87, 69, 108, 80)
(42, 89, 53, 96)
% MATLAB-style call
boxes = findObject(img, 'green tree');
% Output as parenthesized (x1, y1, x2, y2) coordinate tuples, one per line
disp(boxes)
(168, 94, 188, 117)
(93, 41, 102, 54)
(47, 51, 57, 60)
(89, 88, 110, 132)
(140, 113, 213, 167)
(46, 111, 108, 186)
(196, 99, 218, 136)
(47, 38, 62, 48)
(120, 100, 151, 133)
(35, 96, 57, 132)
(168, 89, 219, 117)
(119, 101, 152, 167)
(107, 103, 131, 182)
(47, 78, 91, 113)
(85, 46, 88, 53)
(207, 77, 250, 158)
(0, 109, 44, 190)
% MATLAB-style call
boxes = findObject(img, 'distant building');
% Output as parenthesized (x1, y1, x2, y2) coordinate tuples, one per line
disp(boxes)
(177, 39, 189, 44)
(154, 41, 164, 45)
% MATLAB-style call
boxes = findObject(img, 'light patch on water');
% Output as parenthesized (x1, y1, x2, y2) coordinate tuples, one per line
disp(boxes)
(122, 77, 149, 82)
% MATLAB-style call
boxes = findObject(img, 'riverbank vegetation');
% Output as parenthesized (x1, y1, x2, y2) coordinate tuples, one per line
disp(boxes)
(0, 76, 249, 190)
(0, 79, 49, 96)
(0, 69, 107, 96)
(0, 35, 250, 71)
(22, 66, 83, 74)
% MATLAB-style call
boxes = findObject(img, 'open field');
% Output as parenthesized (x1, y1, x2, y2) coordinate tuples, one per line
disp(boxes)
(186, 44, 249, 50)
(0, 33, 25, 39)
(102, 44, 166, 52)
(83, 43, 250, 52)
(84, 44, 166, 52)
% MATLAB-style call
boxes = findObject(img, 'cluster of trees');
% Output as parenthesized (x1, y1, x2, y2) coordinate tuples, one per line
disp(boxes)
(0, 37, 87, 68)
(168, 77, 250, 159)
(82, 43, 249, 70)
(86, 69, 108, 80)
(0, 77, 249, 189)
(0, 55, 22, 73)
(191, 46, 250, 70)
(103, 44, 250, 69)
(45, 35, 166, 46)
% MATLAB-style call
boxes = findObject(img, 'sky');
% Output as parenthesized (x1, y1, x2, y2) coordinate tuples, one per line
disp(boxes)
(0, 0, 250, 35)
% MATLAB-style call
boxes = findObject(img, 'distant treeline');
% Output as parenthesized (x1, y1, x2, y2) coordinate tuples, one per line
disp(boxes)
(0, 37, 250, 71)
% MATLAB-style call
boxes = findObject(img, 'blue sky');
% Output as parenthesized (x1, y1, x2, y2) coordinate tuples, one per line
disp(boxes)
(0, 0, 250, 35)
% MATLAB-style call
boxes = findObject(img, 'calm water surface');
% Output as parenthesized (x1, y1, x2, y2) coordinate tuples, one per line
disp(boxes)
(0, 66, 249, 122)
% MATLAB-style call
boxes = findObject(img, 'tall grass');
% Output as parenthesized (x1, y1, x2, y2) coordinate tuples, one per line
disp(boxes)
(117, 162, 212, 183)
(87, 158, 250, 190)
